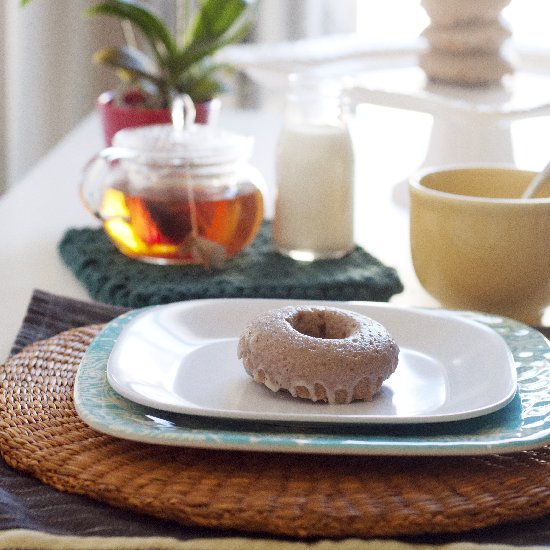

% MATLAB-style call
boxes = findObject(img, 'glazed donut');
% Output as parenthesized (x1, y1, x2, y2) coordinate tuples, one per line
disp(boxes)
(237, 305, 399, 404)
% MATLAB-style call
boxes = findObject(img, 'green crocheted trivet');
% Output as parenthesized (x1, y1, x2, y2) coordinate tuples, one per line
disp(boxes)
(58, 222, 403, 308)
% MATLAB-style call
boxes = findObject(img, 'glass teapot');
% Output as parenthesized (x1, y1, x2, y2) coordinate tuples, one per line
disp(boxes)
(80, 96, 264, 267)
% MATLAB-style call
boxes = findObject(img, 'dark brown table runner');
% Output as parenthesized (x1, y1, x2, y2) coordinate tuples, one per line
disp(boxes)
(1, 289, 549, 545)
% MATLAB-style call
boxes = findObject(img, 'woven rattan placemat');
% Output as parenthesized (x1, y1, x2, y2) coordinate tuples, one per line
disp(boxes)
(1, 325, 550, 539)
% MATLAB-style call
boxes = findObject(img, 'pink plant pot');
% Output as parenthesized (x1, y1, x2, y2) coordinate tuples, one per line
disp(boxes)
(97, 90, 218, 145)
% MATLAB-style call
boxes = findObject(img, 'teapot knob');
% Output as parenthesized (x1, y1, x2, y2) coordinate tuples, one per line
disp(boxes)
(171, 93, 196, 135)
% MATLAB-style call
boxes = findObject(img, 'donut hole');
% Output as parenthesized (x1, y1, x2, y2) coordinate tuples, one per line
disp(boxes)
(289, 309, 357, 339)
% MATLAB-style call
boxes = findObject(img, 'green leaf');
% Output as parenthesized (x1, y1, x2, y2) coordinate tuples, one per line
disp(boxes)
(168, 18, 251, 83)
(178, 74, 227, 104)
(87, 0, 178, 63)
(190, 0, 252, 44)
(176, 60, 232, 99)
(167, 0, 254, 84)
(93, 46, 162, 84)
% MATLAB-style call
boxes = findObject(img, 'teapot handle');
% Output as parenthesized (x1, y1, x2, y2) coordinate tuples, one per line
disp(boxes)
(79, 147, 137, 220)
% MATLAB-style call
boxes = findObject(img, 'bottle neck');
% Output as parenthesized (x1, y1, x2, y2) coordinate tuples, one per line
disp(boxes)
(283, 77, 350, 128)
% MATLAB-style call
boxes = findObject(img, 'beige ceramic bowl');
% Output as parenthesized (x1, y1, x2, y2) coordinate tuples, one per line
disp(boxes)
(409, 166, 550, 324)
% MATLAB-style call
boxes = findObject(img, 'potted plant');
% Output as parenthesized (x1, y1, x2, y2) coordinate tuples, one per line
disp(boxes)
(86, 0, 257, 144)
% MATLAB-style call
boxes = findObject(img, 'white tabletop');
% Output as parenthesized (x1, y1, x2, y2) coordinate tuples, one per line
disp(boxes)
(2, 102, 550, 362)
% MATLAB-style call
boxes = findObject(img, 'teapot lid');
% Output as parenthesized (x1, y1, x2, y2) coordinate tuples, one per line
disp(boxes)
(112, 95, 252, 165)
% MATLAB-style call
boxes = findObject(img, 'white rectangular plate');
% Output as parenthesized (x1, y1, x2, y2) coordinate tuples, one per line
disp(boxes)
(105, 299, 516, 424)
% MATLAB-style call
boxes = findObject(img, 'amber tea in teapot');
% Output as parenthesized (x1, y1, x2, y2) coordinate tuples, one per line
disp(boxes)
(99, 181, 262, 263)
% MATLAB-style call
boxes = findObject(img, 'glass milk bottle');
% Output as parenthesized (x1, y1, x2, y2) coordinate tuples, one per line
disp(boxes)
(272, 75, 355, 261)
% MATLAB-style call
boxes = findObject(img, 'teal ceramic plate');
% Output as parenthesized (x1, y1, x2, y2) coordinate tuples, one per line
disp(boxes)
(74, 299, 550, 456)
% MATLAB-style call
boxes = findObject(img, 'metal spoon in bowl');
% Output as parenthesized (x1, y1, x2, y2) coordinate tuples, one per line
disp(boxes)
(522, 159, 550, 198)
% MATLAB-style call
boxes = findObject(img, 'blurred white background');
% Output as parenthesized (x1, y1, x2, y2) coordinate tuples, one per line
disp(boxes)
(1, 0, 549, 192)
